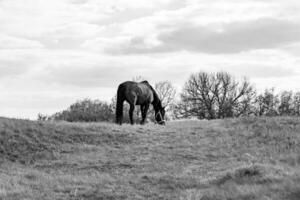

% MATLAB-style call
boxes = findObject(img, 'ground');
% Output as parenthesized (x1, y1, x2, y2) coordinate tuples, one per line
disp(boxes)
(0, 116, 299, 200)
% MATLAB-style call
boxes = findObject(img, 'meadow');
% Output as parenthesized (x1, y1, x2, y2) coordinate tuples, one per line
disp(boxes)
(0, 116, 299, 200)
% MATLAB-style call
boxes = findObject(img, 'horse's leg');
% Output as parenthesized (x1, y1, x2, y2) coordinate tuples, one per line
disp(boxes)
(141, 103, 149, 125)
(140, 105, 145, 125)
(129, 103, 135, 125)
(116, 99, 124, 125)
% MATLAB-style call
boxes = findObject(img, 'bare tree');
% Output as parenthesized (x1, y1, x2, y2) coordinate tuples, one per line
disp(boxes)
(174, 93, 207, 119)
(144, 81, 177, 120)
(293, 92, 300, 116)
(179, 71, 255, 119)
(255, 88, 279, 116)
(155, 81, 176, 107)
(181, 72, 216, 119)
(213, 72, 255, 118)
(278, 91, 293, 116)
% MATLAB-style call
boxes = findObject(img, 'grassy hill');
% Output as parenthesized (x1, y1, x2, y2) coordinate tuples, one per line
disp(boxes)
(0, 117, 299, 200)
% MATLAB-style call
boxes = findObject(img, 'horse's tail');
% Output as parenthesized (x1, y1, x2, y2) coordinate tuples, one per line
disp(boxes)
(116, 84, 124, 125)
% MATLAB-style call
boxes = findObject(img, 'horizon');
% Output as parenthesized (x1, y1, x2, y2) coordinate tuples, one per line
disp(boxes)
(1, 0, 300, 119)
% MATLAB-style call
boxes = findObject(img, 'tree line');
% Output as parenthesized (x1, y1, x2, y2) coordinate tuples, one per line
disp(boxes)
(38, 71, 300, 122)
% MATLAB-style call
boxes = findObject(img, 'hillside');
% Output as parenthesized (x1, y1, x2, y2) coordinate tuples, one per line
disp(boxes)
(0, 117, 299, 200)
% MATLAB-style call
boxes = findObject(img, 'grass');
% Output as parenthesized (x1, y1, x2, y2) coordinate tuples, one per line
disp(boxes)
(0, 116, 299, 199)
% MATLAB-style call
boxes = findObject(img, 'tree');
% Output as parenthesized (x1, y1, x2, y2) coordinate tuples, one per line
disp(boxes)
(181, 72, 216, 119)
(255, 88, 279, 116)
(178, 71, 255, 119)
(154, 81, 177, 120)
(155, 81, 176, 106)
(278, 91, 293, 116)
(293, 92, 300, 116)
(213, 72, 255, 118)
(51, 99, 114, 122)
(37, 113, 51, 121)
(173, 93, 206, 119)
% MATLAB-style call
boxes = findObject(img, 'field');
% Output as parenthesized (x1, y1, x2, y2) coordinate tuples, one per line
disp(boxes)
(0, 117, 300, 200)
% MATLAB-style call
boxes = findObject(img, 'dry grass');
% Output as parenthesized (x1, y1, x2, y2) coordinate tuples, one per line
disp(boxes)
(0, 116, 299, 199)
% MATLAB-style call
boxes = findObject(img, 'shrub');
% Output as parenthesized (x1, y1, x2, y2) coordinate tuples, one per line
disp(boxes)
(51, 99, 114, 122)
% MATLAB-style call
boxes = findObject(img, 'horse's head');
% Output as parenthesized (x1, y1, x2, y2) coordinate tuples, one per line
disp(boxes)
(155, 106, 166, 125)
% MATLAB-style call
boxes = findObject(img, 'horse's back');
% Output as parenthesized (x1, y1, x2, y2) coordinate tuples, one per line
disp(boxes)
(118, 81, 136, 95)
(118, 81, 153, 105)
(118, 81, 138, 94)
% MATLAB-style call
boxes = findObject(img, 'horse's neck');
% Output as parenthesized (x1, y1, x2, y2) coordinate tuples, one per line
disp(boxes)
(153, 101, 162, 112)
(151, 90, 161, 111)
(141, 81, 161, 110)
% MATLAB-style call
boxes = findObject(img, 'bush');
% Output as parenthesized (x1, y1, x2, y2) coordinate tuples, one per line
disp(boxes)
(51, 99, 114, 122)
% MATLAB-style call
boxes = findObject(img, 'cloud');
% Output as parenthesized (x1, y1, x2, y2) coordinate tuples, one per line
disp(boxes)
(36, 22, 102, 49)
(252, 75, 300, 92)
(0, 34, 44, 49)
(45, 65, 133, 88)
(69, 0, 89, 4)
(24, 50, 205, 89)
(104, 18, 300, 55)
(39, 61, 179, 88)
(0, 50, 39, 78)
(0, 60, 30, 78)
(225, 64, 297, 78)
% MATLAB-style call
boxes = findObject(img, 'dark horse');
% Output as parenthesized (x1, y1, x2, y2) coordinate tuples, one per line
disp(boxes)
(116, 81, 166, 125)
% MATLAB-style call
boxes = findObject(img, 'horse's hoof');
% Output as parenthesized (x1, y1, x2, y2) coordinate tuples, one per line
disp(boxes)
(158, 121, 165, 125)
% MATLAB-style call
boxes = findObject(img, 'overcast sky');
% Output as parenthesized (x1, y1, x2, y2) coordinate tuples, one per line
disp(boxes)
(1, 0, 300, 119)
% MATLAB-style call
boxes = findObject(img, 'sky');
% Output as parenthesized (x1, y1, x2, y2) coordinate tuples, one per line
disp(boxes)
(1, 0, 300, 119)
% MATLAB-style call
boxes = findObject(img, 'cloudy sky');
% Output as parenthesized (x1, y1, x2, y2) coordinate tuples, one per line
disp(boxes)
(1, 0, 300, 119)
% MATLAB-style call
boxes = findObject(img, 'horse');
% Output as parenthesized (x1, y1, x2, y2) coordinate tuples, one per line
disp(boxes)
(115, 80, 166, 125)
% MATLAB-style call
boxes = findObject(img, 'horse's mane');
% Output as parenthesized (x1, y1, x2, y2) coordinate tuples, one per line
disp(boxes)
(140, 80, 150, 85)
